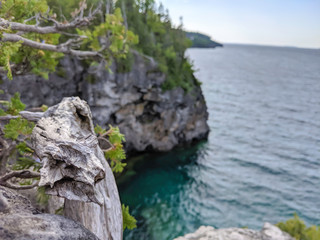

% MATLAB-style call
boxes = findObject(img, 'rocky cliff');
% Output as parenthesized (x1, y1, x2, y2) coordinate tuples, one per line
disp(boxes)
(1, 51, 209, 153)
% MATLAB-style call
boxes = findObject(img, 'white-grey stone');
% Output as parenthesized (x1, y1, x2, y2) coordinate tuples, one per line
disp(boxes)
(174, 224, 294, 240)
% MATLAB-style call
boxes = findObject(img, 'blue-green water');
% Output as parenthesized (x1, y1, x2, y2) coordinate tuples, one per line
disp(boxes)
(118, 45, 320, 240)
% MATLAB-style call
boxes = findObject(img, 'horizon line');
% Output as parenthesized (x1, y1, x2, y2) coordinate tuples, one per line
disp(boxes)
(221, 42, 320, 50)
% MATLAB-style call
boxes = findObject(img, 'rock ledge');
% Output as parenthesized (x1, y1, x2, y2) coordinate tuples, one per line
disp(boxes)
(0, 186, 99, 240)
(174, 223, 294, 240)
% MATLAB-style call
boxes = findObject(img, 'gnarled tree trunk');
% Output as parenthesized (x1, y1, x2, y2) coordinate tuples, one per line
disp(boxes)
(32, 97, 122, 240)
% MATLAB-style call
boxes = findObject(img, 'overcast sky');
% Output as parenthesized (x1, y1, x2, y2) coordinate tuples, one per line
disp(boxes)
(158, 0, 320, 49)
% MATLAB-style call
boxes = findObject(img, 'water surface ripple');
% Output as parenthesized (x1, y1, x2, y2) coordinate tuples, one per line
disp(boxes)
(119, 45, 320, 240)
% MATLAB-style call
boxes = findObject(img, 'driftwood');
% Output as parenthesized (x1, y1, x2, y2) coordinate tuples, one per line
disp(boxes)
(31, 97, 122, 240)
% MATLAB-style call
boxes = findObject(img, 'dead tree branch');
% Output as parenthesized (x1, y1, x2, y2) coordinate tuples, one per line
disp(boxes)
(1, 33, 103, 59)
(0, 1, 103, 60)
(0, 1, 101, 34)
(0, 170, 40, 190)
(0, 111, 44, 122)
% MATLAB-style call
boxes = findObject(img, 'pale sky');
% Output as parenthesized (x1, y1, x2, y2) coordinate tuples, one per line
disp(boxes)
(158, 0, 320, 49)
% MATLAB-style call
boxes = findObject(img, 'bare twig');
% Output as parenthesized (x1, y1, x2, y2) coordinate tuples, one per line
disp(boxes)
(100, 129, 112, 138)
(0, 180, 39, 190)
(0, 170, 40, 182)
(2, 33, 103, 59)
(0, 1, 101, 34)
(0, 170, 40, 190)
(0, 115, 18, 121)
(0, 111, 44, 122)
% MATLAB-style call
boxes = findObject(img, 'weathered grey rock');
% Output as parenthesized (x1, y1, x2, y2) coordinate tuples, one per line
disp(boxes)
(31, 97, 123, 240)
(17, 188, 64, 214)
(174, 224, 294, 240)
(0, 186, 99, 240)
(32, 97, 105, 205)
(1, 51, 209, 153)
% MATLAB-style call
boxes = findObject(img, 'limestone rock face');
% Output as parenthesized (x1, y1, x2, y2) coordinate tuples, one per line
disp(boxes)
(32, 97, 106, 205)
(0, 186, 99, 240)
(2, 51, 209, 152)
(174, 224, 294, 240)
(31, 97, 123, 240)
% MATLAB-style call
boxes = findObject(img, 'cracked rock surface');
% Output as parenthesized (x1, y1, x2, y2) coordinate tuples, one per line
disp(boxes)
(0, 186, 99, 240)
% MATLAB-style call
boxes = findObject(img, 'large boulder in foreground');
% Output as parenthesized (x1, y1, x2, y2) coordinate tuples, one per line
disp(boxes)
(0, 186, 99, 240)
(174, 224, 294, 240)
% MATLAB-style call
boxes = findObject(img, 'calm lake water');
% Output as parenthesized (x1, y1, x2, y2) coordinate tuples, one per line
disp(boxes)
(118, 45, 320, 240)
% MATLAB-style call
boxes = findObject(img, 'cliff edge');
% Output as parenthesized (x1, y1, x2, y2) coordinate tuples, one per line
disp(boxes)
(1, 51, 209, 153)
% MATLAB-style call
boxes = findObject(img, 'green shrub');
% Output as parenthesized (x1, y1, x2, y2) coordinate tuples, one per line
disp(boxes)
(276, 214, 320, 240)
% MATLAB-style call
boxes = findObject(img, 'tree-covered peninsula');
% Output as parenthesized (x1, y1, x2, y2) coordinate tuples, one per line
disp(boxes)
(186, 31, 223, 48)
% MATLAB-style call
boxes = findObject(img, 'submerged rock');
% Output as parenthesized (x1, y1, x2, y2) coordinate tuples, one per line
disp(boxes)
(0, 186, 99, 240)
(1, 51, 209, 153)
(174, 223, 294, 240)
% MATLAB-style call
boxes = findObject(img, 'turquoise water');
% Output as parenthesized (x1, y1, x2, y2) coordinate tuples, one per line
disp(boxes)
(118, 45, 320, 240)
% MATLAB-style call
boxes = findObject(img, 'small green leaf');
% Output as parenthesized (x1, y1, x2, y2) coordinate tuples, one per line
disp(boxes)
(0, 108, 6, 116)
(16, 142, 33, 155)
(94, 124, 106, 135)
(37, 186, 49, 206)
(112, 162, 127, 173)
(122, 204, 137, 230)
(4, 117, 35, 140)
(40, 104, 48, 112)
(6, 92, 26, 115)
(12, 157, 41, 171)
(107, 125, 125, 144)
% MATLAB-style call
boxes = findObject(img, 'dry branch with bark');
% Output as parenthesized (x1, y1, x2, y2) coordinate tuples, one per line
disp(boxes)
(0, 0, 104, 61)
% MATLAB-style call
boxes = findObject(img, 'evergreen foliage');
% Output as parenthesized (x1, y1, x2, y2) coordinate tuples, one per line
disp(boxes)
(4, 118, 34, 140)
(0, 0, 63, 79)
(276, 214, 320, 240)
(95, 124, 127, 173)
(122, 204, 137, 230)
(186, 31, 223, 48)
(1, 92, 26, 115)
(0, 0, 138, 79)
(76, 7, 138, 67)
(115, 0, 199, 92)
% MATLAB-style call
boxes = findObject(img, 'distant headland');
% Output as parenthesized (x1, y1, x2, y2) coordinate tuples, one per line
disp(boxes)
(186, 31, 223, 48)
